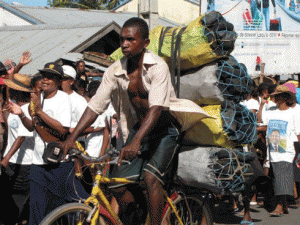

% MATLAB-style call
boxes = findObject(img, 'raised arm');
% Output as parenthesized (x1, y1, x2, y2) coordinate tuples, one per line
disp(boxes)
(13, 51, 32, 75)
(257, 99, 267, 123)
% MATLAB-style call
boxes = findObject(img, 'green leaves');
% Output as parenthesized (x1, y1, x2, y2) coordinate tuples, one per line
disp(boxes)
(48, 0, 122, 10)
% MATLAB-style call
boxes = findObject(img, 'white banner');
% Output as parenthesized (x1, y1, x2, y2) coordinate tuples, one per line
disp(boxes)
(232, 31, 300, 77)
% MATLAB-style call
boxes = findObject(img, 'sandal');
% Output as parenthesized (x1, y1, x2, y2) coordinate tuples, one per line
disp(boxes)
(240, 220, 254, 225)
(269, 211, 283, 217)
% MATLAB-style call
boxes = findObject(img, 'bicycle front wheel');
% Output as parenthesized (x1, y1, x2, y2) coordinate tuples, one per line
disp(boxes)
(162, 194, 213, 225)
(40, 202, 113, 225)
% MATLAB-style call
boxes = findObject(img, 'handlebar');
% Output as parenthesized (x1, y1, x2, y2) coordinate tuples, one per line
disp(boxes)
(69, 148, 130, 165)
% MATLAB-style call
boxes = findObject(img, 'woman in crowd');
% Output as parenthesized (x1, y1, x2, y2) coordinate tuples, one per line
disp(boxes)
(259, 84, 300, 216)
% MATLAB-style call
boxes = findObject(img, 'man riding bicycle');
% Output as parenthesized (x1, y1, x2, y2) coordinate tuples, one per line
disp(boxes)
(62, 17, 209, 225)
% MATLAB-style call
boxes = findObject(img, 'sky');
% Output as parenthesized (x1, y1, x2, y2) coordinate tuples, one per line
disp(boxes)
(3, 0, 48, 6)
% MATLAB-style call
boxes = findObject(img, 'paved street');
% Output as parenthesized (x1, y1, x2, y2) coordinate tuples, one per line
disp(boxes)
(214, 199, 300, 225)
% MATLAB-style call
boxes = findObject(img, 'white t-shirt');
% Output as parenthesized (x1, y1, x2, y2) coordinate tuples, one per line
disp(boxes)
(69, 92, 87, 128)
(263, 107, 300, 167)
(240, 98, 259, 112)
(32, 91, 72, 165)
(85, 104, 116, 157)
(292, 103, 300, 112)
(3, 103, 34, 165)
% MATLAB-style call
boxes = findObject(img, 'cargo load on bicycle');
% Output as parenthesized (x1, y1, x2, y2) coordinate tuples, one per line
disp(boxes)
(109, 10, 260, 193)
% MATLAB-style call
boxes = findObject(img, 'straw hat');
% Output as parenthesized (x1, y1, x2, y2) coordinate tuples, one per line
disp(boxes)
(4, 74, 33, 92)
(269, 84, 295, 96)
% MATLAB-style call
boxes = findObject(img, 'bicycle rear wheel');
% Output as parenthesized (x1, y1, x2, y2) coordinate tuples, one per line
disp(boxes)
(162, 194, 213, 225)
(40, 202, 113, 225)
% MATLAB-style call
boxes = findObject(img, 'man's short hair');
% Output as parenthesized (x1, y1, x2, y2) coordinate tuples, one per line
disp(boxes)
(122, 17, 149, 39)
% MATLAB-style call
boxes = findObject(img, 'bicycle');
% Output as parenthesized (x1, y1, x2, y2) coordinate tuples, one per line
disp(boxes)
(40, 147, 214, 225)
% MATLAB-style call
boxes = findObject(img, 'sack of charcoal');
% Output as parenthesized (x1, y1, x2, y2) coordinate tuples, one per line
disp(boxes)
(177, 146, 256, 193)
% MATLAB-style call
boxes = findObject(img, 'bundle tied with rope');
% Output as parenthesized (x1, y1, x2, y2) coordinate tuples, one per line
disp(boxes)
(180, 56, 255, 105)
(183, 100, 257, 148)
(110, 11, 237, 71)
(177, 146, 255, 193)
(209, 148, 255, 192)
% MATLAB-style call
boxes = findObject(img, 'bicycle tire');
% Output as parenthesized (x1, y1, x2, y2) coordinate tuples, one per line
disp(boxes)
(40, 202, 113, 225)
(162, 194, 213, 225)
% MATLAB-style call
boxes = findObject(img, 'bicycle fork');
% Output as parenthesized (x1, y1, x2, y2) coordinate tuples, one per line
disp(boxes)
(164, 191, 184, 225)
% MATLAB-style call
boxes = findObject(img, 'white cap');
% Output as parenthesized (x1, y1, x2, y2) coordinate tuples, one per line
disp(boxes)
(62, 65, 76, 79)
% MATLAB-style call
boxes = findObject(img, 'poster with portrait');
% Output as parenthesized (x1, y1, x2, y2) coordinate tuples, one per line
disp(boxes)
(267, 119, 288, 153)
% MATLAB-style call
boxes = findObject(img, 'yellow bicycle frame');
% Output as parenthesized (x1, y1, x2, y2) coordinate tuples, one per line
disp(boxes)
(82, 172, 184, 225)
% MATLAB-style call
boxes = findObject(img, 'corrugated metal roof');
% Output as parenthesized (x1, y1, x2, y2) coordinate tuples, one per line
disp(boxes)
(10, 5, 181, 27)
(0, 3, 180, 76)
(0, 22, 119, 75)
(0, 1, 44, 24)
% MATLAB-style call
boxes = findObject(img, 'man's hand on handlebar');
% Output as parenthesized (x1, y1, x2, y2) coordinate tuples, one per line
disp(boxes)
(60, 137, 77, 161)
(118, 139, 141, 166)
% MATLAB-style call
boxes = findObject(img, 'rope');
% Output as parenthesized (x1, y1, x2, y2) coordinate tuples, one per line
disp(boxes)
(209, 148, 254, 193)
(221, 100, 257, 144)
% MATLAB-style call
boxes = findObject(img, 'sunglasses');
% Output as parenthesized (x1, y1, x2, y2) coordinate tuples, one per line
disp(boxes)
(41, 73, 60, 81)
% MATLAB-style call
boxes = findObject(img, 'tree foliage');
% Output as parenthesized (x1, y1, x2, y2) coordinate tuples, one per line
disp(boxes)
(48, 0, 123, 10)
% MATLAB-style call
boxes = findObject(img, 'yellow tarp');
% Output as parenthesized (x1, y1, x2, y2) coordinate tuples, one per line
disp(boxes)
(183, 105, 235, 149)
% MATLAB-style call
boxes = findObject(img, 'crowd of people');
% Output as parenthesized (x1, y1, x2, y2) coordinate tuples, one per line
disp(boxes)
(0, 51, 117, 224)
(0, 16, 300, 225)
